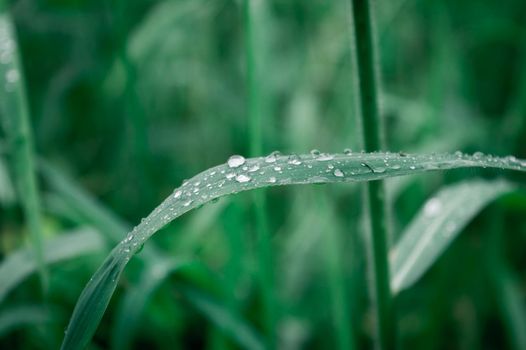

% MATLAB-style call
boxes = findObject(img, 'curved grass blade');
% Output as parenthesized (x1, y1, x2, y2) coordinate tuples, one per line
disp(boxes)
(0, 9, 47, 290)
(390, 179, 516, 294)
(0, 228, 105, 304)
(0, 304, 50, 337)
(61, 151, 526, 350)
(0, 155, 16, 206)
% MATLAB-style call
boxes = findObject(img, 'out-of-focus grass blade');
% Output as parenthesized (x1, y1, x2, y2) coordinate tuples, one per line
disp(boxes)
(111, 256, 190, 350)
(0, 228, 105, 304)
(182, 287, 265, 350)
(0, 154, 15, 206)
(0, 305, 50, 336)
(61, 151, 526, 350)
(494, 264, 526, 350)
(390, 179, 515, 294)
(39, 161, 129, 242)
(0, 8, 47, 289)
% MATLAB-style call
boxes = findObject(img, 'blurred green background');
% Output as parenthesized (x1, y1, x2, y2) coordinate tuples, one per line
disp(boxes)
(1, 0, 526, 349)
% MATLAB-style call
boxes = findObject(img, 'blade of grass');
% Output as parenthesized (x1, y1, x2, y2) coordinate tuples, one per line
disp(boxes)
(486, 207, 526, 350)
(319, 193, 354, 350)
(0, 6, 47, 291)
(60, 151, 526, 350)
(243, 0, 276, 347)
(0, 304, 51, 337)
(0, 228, 105, 304)
(390, 179, 516, 294)
(349, 0, 395, 348)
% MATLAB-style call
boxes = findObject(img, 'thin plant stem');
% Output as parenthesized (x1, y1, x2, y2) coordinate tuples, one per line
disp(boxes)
(349, 0, 397, 348)
(0, 7, 47, 292)
(243, 0, 276, 347)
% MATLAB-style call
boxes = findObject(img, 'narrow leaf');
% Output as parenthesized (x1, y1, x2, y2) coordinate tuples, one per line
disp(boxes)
(0, 228, 105, 304)
(61, 151, 526, 350)
(390, 179, 515, 293)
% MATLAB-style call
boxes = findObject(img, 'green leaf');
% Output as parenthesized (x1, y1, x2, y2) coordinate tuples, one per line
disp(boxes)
(0, 305, 51, 336)
(390, 179, 516, 294)
(0, 10, 47, 290)
(0, 228, 105, 304)
(61, 151, 526, 350)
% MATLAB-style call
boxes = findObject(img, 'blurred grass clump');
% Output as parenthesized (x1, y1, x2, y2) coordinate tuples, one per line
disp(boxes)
(1, 0, 526, 349)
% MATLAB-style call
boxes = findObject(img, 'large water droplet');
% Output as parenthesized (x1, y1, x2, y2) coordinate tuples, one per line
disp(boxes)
(316, 153, 334, 161)
(235, 174, 251, 183)
(173, 190, 182, 199)
(228, 155, 246, 168)
(333, 169, 344, 177)
(344, 148, 353, 155)
(288, 154, 302, 165)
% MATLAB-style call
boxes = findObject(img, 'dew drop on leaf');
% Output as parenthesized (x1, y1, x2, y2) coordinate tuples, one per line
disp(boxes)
(227, 155, 246, 168)
(235, 174, 251, 183)
(333, 169, 344, 177)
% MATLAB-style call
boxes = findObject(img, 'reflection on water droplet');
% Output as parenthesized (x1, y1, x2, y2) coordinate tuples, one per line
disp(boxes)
(373, 167, 386, 173)
(268, 176, 276, 183)
(228, 155, 246, 168)
(274, 166, 282, 171)
(235, 174, 251, 183)
(226, 173, 236, 180)
(173, 190, 182, 199)
(410, 165, 416, 170)
(310, 149, 320, 157)
(249, 165, 260, 172)
(344, 148, 352, 155)
(183, 200, 192, 207)
(333, 169, 344, 177)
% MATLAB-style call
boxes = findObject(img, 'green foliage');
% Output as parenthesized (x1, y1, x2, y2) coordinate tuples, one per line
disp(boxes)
(1, 0, 526, 349)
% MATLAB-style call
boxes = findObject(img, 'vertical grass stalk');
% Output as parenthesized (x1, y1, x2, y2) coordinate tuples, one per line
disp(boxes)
(243, 0, 277, 347)
(349, 0, 397, 348)
(0, 6, 47, 291)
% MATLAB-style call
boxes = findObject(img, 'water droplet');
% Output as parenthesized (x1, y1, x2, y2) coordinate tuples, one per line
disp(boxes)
(424, 197, 442, 217)
(274, 166, 282, 171)
(228, 155, 246, 168)
(316, 153, 334, 161)
(344, 148, 353, 155)
(183, 200, 193, 207)
(226, 173, 236, 180)
(235, 174, 251, 183)
(373, 167, 386, 174)
(265, 152, 279, 163)
(173, 190, 182, 199)
(410, 165, 416, 170)
(333, 169, 344, 177)
(288, 154, 302, 165)
(268, 176, 277, 183)
(310, 149, 321, 157)
(249, 165, 260, 172)
(391, 164, 401, 170)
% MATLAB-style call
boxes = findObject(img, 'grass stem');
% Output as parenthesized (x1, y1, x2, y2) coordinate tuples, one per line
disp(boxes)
(349, 0, 397, 348)
(0, 8, 47, 292)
